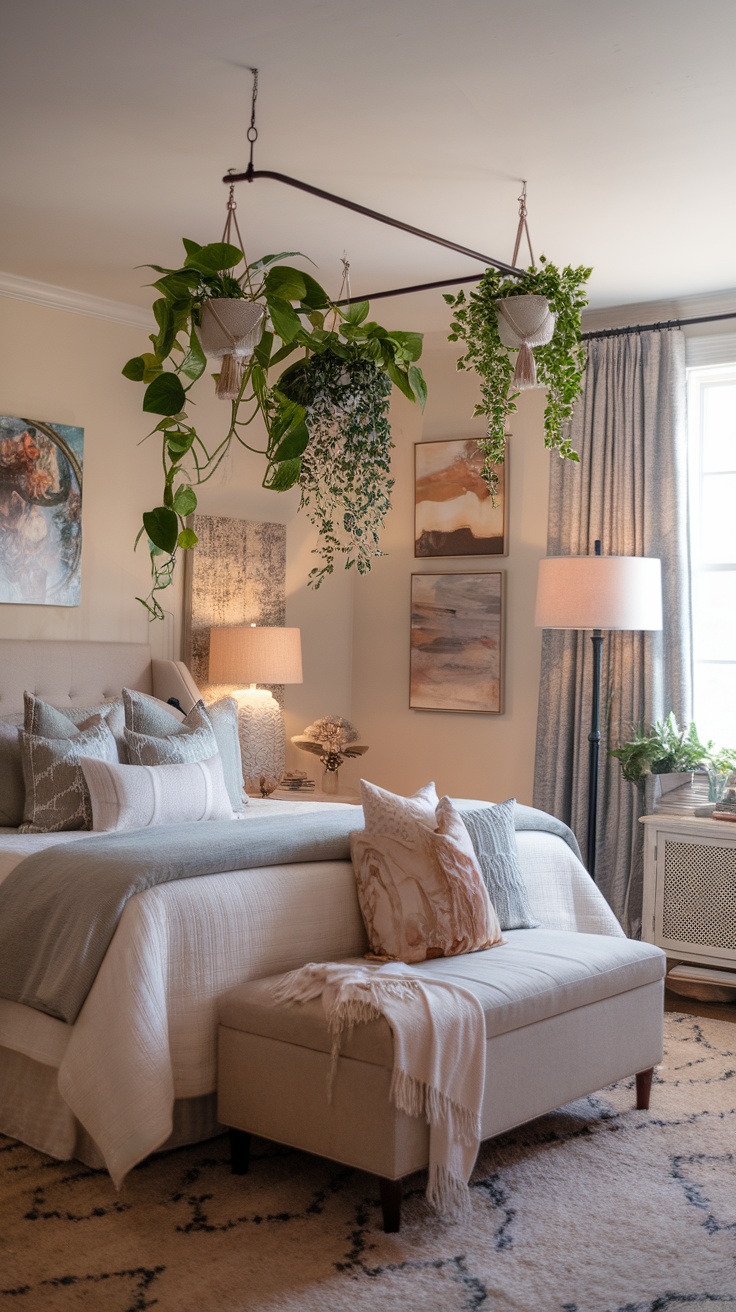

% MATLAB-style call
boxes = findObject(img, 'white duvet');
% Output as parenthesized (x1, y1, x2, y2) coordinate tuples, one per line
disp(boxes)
(0, 803, 621, 1186)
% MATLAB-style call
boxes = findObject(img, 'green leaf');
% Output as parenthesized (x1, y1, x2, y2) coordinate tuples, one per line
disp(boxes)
(178, 527, 198, 549)
(139, 352, 163, 383)
(142, 372, 186, 416)
(184, 242, 243, 274)
(173, 484, 198, 516)
(247, 251, 303, 274)
(272, 417, 310, 462)
(264, 457, 302, 491)
(268, 296, 303, 344)
(180, 329, 206, 382)
(340, 300, 369, 326)
(264, 265, 307, 302)
(182, 238, 202, 257)
(387, 330, 423, 362)
(152, 298, 177, 358)
(143, 506, 178, 554)
(167, 431, 195, 457)
(298, 272, 330, 310)
(152, 271, 200, 301)
(408, 364, 427, 411)
(254, 329, 274, 369)
(122, 356, 145, 381)
(384, 358, 414, 403)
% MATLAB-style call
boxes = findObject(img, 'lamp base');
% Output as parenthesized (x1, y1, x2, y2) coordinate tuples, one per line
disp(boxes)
(234, 688, 285, 795)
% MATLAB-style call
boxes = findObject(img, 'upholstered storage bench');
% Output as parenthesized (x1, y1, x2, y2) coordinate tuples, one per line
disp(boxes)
(217, 929, 666, 1231)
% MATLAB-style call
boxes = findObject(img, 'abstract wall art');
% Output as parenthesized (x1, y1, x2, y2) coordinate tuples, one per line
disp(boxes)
(0, 416, 83, 607)
(410, 571, 504, 714)
(414, 438, 506, 557)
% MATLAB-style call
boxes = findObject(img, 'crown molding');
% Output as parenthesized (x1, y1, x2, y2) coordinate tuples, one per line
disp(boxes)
(0, 270, 151, 330)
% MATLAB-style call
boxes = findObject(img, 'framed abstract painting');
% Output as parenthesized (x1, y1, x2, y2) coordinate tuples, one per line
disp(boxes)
(410, 571, 505, 714)
(0, 416, 83, 607)
(414, 438, 506, 557)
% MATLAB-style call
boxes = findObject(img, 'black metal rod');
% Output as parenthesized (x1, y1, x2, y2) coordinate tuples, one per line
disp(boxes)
(582, 309, 736, 341)
(332, 272, 485, 306)
(587, 630, 604, 881)
(226, 166, 524, 278)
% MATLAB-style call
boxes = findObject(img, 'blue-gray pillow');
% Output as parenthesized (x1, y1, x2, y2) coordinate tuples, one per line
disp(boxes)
(460, 799, 540, 930)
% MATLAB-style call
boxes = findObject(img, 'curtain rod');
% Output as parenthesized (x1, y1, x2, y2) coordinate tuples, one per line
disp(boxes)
(582, 310, 736, 341)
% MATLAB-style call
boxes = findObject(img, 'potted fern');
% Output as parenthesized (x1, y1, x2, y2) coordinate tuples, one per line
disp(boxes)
(444, 257, 591, 495)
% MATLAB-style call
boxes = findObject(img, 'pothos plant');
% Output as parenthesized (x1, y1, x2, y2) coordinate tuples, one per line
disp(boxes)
(444, 257, 592, 496)
(123, 239, 426, 617)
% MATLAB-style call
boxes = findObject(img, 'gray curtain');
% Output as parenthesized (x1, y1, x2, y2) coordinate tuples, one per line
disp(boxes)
(533, 330, 692, 935)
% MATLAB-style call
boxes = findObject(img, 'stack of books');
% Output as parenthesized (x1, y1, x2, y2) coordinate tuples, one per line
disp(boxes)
(279, 774, 316, 793)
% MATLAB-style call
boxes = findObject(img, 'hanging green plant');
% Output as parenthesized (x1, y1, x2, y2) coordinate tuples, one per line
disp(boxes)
(278, 341, 400, 585)
(122, 221, 426, 617)
(444, 256, 592, 496)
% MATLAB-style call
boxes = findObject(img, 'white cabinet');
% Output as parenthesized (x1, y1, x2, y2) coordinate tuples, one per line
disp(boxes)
(640, 815, 736, 969)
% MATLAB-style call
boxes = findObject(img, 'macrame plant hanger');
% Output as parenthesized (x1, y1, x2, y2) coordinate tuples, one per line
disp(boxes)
(494, 183, 555, 391)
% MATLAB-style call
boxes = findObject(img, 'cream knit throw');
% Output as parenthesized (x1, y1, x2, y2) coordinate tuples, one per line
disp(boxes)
(272, 960, 486, 1218)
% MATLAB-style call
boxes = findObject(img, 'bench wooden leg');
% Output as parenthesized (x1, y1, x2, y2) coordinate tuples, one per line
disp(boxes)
(636, 1067, 653, 1110)
(230, 1128, 251, 1175)
(379, 1176, 402, 1233)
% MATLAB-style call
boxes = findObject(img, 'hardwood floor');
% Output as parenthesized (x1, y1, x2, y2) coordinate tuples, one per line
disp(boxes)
(665, 987, 736, 1024)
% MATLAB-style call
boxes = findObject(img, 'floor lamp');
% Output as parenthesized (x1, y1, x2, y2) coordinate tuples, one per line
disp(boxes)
(534, 542, 663, 880)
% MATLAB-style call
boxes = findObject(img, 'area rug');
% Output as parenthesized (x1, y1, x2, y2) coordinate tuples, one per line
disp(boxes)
(1, 1012, 734, 1312)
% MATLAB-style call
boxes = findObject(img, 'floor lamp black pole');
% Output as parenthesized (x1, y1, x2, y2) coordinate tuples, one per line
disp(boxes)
(587, 629, 604, 881)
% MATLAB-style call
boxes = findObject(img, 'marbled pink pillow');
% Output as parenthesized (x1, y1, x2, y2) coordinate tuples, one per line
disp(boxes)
(351, 781, 502, 963)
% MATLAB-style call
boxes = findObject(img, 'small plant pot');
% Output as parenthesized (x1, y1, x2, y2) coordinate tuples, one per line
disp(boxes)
(199, 298, 265, 360)
(495, 294, 556, 389)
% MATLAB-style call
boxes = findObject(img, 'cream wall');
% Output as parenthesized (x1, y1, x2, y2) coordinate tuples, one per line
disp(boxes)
(349, 342, 552, 804)
(0, 294, 354, 751)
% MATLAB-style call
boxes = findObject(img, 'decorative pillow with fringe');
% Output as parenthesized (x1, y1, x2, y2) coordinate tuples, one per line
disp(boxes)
(351, 779, 503, 963)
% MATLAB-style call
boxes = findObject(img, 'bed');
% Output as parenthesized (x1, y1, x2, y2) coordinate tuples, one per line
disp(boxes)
(0, 638, 621, 1188)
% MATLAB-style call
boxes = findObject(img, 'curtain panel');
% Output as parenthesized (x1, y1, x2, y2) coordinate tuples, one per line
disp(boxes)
(533, 330, 691, 934)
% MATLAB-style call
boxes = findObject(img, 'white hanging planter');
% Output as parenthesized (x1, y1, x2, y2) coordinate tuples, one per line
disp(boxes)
(199, 298, 266, 400)
(495, 293, 556, 390)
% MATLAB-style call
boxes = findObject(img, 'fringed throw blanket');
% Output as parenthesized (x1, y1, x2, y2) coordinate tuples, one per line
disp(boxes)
(273, 960, 486, 1219)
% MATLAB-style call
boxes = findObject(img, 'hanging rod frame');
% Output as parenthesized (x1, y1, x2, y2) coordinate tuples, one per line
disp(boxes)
(225, 164, 525, 285)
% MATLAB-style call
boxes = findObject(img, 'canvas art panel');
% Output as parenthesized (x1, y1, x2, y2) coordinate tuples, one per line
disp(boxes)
(414, 438, 506, 557)
(410, 571, 504, 714)
(0, 416, 83, 607)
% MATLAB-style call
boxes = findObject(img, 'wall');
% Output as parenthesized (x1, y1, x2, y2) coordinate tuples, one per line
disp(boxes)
(349, 340, 552, 803)
(0, 294, 354, 752)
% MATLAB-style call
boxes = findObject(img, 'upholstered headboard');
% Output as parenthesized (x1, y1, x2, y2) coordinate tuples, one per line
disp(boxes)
(0, 640, 200, 716)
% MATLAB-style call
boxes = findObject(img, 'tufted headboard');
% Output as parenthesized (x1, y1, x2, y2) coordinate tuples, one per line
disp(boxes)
(0, 640, 200, 716)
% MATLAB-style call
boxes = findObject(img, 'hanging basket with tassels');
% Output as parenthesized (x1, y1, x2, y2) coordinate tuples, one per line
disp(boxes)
(198, 298, 265, 400)
(495, 293, 556, 389)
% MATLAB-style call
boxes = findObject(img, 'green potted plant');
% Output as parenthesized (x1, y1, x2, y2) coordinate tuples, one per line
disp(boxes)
(444, 257, 591, 495)
(609, 714, 707, 785)
(123, 240, 426, 617)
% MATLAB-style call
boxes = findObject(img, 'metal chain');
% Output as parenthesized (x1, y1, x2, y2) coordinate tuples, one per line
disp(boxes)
(247, 66, 259, 169)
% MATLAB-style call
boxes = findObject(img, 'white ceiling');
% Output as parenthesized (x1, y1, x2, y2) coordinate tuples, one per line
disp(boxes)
(3, 0, 736, 335)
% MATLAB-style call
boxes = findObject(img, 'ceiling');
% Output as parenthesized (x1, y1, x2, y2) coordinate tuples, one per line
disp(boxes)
(3, 0, 736, 335)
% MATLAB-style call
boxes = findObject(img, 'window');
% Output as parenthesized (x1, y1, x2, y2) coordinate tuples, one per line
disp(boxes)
(688, 363, 736, 748)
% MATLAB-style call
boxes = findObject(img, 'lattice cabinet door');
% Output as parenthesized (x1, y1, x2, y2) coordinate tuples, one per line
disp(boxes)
(641, 815, 736, 969)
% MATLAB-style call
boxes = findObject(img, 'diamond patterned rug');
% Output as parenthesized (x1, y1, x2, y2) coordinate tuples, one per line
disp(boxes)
(1, 1012, 734, 1311)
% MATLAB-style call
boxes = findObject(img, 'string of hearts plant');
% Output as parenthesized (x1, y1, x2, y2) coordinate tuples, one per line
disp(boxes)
(123, 237, 426, 618)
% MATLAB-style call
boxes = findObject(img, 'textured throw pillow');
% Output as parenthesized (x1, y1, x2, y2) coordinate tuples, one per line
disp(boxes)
(19, 717, 119, 833)
(23, 691, 126, 761)
(122, 688, 246, 811)
(80, 754, 234, 831)
(351, 781, 503, 963)
(0, 719, 24, 827)
(460, 800, 540, 930)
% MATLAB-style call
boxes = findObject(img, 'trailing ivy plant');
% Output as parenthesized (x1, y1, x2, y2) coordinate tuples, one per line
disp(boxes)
(278, 341, 407, 585)
(444, 257, 592, 495)
(123, 239, 426, 617)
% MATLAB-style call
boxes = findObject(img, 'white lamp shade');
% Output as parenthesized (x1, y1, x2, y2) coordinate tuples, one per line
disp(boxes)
(535, 556, 663, 631)
(208, 626, 303, 685)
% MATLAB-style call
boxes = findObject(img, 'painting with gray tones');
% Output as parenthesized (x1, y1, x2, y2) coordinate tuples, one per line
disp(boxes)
(410, 571, 504, 713)
(0, 416, 83, 607)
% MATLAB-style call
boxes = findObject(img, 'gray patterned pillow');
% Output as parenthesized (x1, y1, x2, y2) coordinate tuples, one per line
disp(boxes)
(460, 799, 540, 930)
(122, 689, 246, 811)
(24, 691, 126, 761)
(19, 717, 119, 833)
(124, 695, 218, 770)
(0, 719, 24, 827)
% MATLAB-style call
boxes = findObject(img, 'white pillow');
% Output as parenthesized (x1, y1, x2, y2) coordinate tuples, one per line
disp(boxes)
(79, 753, 234, 832)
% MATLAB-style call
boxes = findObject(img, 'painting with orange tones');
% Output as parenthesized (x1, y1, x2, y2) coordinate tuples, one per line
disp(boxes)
(414, 438, 506, 557)
(0, 416, 83, 607)
(410, 571, 504, 714)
